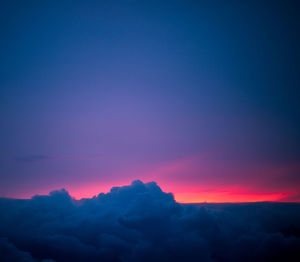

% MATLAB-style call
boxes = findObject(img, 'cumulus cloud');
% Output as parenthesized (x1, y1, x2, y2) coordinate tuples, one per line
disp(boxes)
(0, 180, 300, 262)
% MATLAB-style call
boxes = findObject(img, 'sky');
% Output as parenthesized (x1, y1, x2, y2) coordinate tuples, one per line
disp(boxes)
(0, 0, 300, 202)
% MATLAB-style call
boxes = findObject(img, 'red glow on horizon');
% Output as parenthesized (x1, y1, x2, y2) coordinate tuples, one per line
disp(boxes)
(173, 191, 288, 203)
(3, 181, 298, 203)
(3, 155, 299, 203)
(65, 182, 293, 203)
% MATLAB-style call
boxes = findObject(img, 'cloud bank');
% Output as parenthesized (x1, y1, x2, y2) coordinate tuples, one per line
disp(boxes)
(0, 180, 300, 262)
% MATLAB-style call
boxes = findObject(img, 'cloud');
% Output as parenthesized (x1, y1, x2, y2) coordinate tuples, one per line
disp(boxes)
(0, 237, 37, 262)
(0, 180, 300, 262)
(280, 192, 300, 202)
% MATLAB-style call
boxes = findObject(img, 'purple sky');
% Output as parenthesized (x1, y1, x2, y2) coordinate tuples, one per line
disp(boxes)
(0, 0, 300, 202)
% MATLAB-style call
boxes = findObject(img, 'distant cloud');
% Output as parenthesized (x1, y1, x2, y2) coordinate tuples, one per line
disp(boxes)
(14, 155, 55, 163)
(0, 180, 300, 262)
(280, 192, 300, 202)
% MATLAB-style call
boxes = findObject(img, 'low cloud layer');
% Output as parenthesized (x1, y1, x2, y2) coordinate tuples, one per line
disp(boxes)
(0, 180, 300, 262)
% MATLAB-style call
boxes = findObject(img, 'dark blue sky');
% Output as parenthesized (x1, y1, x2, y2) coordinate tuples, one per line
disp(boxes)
(0, 0, 299, 201)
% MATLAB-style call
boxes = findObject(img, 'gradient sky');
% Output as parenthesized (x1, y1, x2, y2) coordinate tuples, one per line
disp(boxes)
(0, 0, 300, 202)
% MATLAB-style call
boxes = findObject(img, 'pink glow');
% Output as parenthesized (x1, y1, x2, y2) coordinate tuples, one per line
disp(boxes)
(4, 154, 300, 203)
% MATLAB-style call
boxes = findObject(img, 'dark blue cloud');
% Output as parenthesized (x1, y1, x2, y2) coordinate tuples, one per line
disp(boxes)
(0, 181, 300, 262)
(0, 238, 36, 262)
